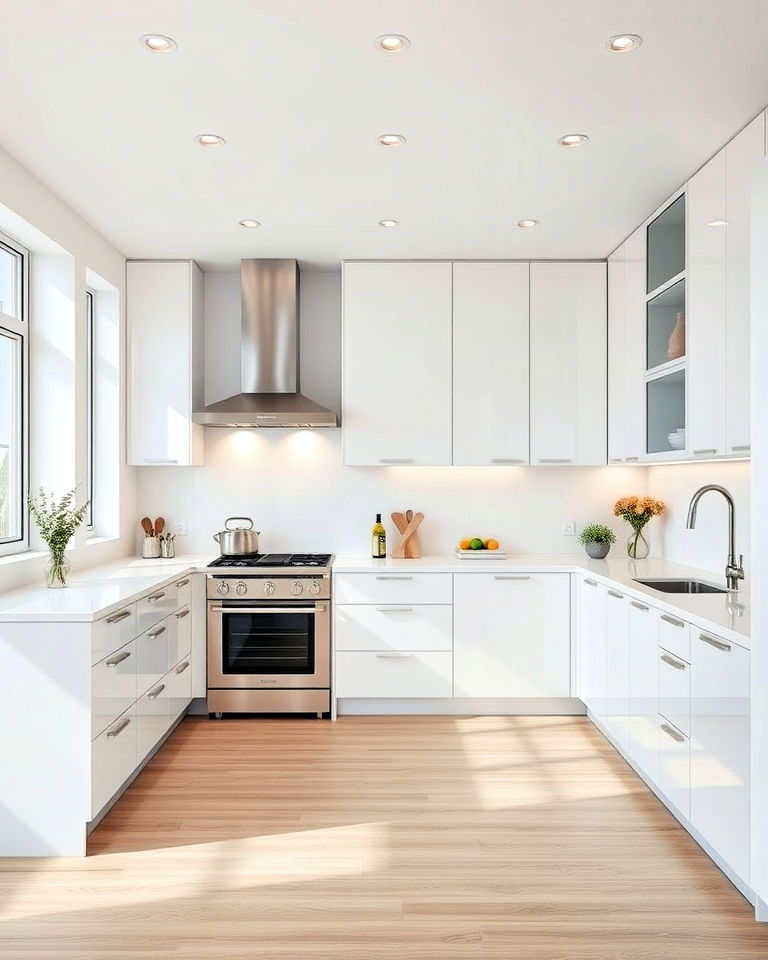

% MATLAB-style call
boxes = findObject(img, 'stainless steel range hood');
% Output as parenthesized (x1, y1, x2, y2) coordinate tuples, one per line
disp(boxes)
(193, 259, 337, 428)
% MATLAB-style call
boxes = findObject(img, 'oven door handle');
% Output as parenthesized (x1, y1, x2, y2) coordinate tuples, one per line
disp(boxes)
(209, 605, 326, 614)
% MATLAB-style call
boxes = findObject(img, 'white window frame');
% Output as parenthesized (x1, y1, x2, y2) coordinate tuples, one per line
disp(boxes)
(85, 287, 95, 531)
(0, 230, 29, 557)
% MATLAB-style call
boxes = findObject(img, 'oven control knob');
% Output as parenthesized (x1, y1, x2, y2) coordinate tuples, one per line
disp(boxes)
(309, 581, 321, 596)
(216, 581, 230, 595)
(263, 581, 275, 596)
(290, 581, 304, 596)
(235, 581, 247, 596)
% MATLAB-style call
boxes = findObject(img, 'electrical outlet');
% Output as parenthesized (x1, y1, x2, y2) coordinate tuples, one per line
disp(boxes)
(175, 521, 188, 536)
(561, 521, 576, 536)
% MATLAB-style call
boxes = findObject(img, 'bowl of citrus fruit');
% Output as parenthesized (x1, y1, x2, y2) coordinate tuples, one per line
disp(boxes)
(457, 537, 500, 552)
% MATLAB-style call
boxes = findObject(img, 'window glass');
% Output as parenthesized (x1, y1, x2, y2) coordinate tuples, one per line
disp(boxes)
(0, 329, 22, 541)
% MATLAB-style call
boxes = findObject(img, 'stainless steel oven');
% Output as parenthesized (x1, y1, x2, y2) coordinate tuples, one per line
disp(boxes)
(206, 557, 332, 717)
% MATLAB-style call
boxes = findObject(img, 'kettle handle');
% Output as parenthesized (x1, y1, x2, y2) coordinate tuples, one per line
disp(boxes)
(224, 517, 254, 531)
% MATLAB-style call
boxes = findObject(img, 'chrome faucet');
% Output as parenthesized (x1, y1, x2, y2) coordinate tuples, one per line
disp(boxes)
(686, 484, 745, 590)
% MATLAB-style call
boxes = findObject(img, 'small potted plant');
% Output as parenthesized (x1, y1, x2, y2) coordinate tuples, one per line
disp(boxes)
(578, 523, 617, 560)
(28, 487, 90, 588)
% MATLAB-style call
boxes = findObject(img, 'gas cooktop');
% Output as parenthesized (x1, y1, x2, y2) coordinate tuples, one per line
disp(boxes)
(208, 553, 332, 569)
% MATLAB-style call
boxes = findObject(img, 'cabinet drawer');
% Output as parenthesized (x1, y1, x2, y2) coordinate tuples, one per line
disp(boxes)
(167, 657, 192, 721)
(335, 604, 452, 652)
(173, 575, 192, 610)
(658, 611, 690, 661)
(92, 603, 136, 665)
(136, 585, 178, 635)
(335, 651, 453, 698)
(92, 706, 137, 817)
(136, 616, 175, 696)
(657, 715, 690, 818)
(91, 639, 137, 739)
(659, 647, 690, 737)
(334, 573, 452, 605)
(136, 677, 172, 763)
(170, 604, 192, 662)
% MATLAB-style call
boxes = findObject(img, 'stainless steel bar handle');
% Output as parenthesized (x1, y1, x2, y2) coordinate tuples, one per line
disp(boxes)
(538, 458, 573, 464)
(148, 683, 166, 700)
(583, 578, 598, 587)
(660, 652, 686, 670)
(494, 575, 531, 581)
(625, 456, 640, 462)
(631, 600, 649, 611)
(107, 717, 131, 739)
(105, 650, 132, 667)
(693, 448, 718, 456)
(375, 606, 414, 612)
(175, 661, 191, 674)
(609, 458, 622, 463)
(106, 609, 131, 625)
(491, 458, 525, 464)
(147, 626, 167, 638)
(731, 445, 751, 452)
(176, 578, 190, 587)
(147, 592, 166, 602)
(143, 458, 178, 464)
(375, 575, 413, 581)
(700, 633, 731, 652)
(175, 608, 190, 619)
(375, 653, 416, 659)
(660, 614, 685, 628)
(379, 458, 414, 464)
(660, 722, 685, 743)
(607, 590, 624, 599)
(209, 606, 323, 615)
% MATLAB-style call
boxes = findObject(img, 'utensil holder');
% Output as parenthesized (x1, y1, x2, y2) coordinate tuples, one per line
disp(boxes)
(160, 539, 175, 559)
(142, 536, 161, 559)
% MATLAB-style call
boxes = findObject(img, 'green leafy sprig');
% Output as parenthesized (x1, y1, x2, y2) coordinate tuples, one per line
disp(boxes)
(28, 487, 90, 558)
(578, 523, 617, 546)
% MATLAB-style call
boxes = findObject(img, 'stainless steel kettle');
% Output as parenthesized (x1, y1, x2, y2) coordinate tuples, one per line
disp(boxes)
(212, 517, 260, 556)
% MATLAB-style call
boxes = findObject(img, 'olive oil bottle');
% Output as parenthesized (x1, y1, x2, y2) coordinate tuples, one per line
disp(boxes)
(372, 513, 387, 558)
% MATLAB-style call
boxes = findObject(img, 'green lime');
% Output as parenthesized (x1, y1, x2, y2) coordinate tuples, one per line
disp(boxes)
(470, 538, 484, 550)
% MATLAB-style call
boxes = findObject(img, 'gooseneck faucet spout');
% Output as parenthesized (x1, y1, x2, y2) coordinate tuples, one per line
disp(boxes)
(686, 484, 744, 590)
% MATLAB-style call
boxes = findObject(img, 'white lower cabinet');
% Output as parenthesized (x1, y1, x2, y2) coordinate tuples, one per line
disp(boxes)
(577, 577, 606, 718)
(136, 678, 170, 762)
(335, 604, 452, 652)
(335, 651, 453, 698)
(628, 599, 659, 784)
(92, 706, 137, 817)
(168, 658, 193, 719)
(91, 639, 137, 738)
(690, 630, 750, 881)
(453, 573, 570, 698)
(659, 645, 690, 737)
(604, 589, 630, 751)
(656, 715, 690, 819)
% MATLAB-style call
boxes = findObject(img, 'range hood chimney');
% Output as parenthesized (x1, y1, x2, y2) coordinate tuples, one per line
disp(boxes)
(193, 259, 337, 428)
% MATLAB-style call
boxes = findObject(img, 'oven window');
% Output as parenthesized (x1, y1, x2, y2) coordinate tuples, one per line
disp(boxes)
(222, 608, 315, 675)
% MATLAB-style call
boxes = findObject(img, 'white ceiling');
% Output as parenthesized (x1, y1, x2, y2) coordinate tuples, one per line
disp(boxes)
(1, 0, 768, 270)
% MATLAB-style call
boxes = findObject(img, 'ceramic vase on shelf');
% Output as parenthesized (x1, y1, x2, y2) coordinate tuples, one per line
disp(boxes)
(45, 550, 71, 588)
(626, 528, 650, 561)
(667, 311, 686, 361)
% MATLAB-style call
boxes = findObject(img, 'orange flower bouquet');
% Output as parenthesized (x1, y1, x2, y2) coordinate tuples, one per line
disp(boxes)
(614, 496, 665, 560)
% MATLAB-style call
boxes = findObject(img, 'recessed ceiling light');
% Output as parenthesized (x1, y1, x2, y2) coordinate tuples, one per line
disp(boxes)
(376, 34, 410, 52)
(238, 219, 261, 228)
(140, 34, 177, 53)
(517, 219, 539, 228)
(606, 34, 643, 53)
(377, 134, 407, 147)
(194, 134, 226, 147)
(559, 133, 590, 147)
(707, 219, 728, 227)
(378, 219, 399, 227)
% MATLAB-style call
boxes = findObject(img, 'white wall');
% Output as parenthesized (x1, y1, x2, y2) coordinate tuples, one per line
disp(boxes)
(0, 144, 134, 592)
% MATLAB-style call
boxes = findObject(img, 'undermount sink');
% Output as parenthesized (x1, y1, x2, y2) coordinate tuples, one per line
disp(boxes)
(633, 578, 728, 595)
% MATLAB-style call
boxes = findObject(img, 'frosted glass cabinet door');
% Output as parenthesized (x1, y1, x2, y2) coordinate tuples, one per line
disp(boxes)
(342, 262, 452, 465)
(452, 262, 529, 465)
(530, 262, 607, 465)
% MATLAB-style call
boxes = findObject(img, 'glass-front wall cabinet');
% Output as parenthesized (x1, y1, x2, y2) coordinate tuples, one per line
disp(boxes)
(645, 194, 686, 455)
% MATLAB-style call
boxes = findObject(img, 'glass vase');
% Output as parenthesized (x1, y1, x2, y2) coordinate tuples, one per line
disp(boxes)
(626, 529, 649, 561)
(45, 551, 71, 589)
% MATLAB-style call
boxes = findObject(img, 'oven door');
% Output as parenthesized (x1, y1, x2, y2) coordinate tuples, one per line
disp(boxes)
(207, 601, 330, 689)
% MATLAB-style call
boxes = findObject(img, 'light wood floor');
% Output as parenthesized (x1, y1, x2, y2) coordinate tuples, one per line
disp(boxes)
(0, 715, 766, 959)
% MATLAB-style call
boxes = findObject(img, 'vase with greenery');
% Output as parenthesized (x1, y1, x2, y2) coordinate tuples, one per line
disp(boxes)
(578, 523, 617, 560)
(614, 496, 665, 560)
(28, 487, 90, 588)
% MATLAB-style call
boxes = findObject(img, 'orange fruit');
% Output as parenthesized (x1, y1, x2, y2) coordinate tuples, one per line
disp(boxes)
(485, 538, 500, 550)
(459, 538, 472, 550)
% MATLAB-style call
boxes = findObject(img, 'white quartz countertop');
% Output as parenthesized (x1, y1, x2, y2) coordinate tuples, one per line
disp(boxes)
(0, 555, 214, 623)
(333, 554, 751, 647)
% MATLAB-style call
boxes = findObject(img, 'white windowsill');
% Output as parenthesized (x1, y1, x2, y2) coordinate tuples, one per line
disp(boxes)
(0, 549, 48, 568)
(86, 535, 119, 548)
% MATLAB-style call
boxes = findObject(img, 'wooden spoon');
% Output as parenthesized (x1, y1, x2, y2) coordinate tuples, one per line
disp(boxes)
(141, 517, 153, 537)
(155, 517, 165, 537)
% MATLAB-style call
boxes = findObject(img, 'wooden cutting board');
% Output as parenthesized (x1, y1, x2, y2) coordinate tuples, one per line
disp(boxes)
(391, 510, 423, 558)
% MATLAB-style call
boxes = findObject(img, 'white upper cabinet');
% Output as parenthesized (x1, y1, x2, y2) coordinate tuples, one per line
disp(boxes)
(725, 112, 765, 455)
(127, 261, 204, 466)
(529, 262, 607, 465)
(623, 227, 647, 461)
(687, 148, 728, 458)
(452, 262, 530, 465)
(342, 261, 453, 465)
(607, 244, 627, 463)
